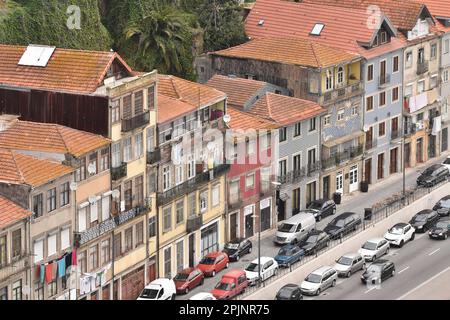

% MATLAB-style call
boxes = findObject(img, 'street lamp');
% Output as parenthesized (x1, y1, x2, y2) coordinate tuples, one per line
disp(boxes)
(396, 136, 406, 198)
(250, 213, 261, 287)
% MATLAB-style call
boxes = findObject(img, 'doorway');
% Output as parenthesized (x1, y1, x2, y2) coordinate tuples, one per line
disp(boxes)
(229, 212, 238, 241)
(276, 190, 286, 222)
(188, 234, 195, 267)
(390, 148, 398, 174)
(245, 212, 254, 238)
(349, 165, 358, 192)
(336, 171, 344, 195)
(416, 138, 423, 163)
(442, 128, 448, 152)
(364, 158, 372, 184)
(306, 182, 316, 207)
(404, 143, 411, 168)
(428, 134, 436, 159)
(377, 153, 384, 180)
(322, 176, 330, 199)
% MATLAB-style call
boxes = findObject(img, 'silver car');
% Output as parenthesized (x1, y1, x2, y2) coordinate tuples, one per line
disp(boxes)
(333, 252, 365, 278)
(358, 238, 390, 262)
(300, 266, 337, 296)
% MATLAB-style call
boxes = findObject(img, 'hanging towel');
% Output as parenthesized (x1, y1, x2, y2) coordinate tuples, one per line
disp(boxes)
(57, 258, 66, 278)
(65, 252, 72, 268)
(52, 262, 58, 279)
(39, 264, 45, 284)
(90, 275, 96, 291)
(45, 263, 53, 283)
(72, 249, 77, 266)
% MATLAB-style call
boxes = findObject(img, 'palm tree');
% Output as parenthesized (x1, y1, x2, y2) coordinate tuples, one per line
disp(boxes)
(124, 1, 197, 74)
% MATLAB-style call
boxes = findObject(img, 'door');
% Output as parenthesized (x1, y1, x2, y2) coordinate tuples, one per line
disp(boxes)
(261, 206, 271, 232)
(245, 214, 254, 238)
(323, 176, 330, 200)
(365, 126, 373, 149)
(442, 128, 449, 152)
(102, 284, 110, 300)
(229, 212, 238, 241)
(306, 182, 316, 207)
(380, 60, 387, 84)
(404, 143, 411, 168)
(336, 172, 344, 194)
(188, 234, 195, 267)
(276, 190, 286, 222)
(377, 153, 384, 180)
(416, 138, 423, 163)
(428, 134, 436, 159)
(147, 260, 156, 284)
(391, 117, 399, 138)
(389, 148, 398, 174)
(121, 266, 145, 300)
(349, 165, 359, 192)
(364, 159, 372, 184)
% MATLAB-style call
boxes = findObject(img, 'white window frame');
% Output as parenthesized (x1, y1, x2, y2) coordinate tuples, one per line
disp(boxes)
(417, 80, 425, 94)
(212, 184, 220, 207)
(245, 173, 255, 190)
(61, 228, 70, 250)
(337, 109, 345, 121)
(33, 239, 44, 263)
(47, 233, 57, 257)
(392, 55, 399, 73)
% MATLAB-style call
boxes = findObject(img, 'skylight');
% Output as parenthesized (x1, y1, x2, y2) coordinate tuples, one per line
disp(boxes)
(310, 23, 325, 36)
(258, 19, 265, 26)
(18, 45, 56, 67)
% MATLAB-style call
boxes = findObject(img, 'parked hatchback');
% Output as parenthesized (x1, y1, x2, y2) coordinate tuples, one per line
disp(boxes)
(417, 164, 449, 187)
(324, 212, 361, 239)
(358, 238, 390, 262)
(222, 238, 252, 261)
(306, 199, 336, 221)
(173, 268, 204, 294)
(432, 195, 450, 217)
(197, 252, 229, 277)
(409, 209, 440, 232)
(383, 223, 415, 247)
(245, 257, 279, 286)
(274, 244, 305, 268)
(275, 284, 303, 300)
(299, 230, 330, 255)
(300, 266, 337, 296)
(361, 259, 395, 285)
(211, 269, 248, 300)
(428, 218, 450, 240)
(333, 253, 365, 278)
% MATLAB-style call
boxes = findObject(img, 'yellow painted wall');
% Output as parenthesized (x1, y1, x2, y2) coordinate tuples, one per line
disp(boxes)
(115, 245, 147, 275)
(76, 172, 110, 203)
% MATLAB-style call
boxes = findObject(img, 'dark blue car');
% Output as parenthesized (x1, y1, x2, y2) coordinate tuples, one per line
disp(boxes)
(274, 244, 305, 268)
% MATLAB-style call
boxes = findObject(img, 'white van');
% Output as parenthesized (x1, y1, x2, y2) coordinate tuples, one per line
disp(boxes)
(137, 278, 176, 300)
(274, 213, 316, 245)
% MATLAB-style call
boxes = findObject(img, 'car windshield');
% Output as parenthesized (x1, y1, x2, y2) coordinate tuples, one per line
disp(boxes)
(444, 158, 450, 164)
(174, 273, 189, 281)
(246, 263, 260, 272)
(362, 241, 377, 250)
(337, 256, 353, 266)
(215, 282, 231, 291)
(439, 200, 450, 208)
(414, 214, 428, 222)
(199, 257, 216, 265)
(332, 219, 345, 228)
(278, 223, 295, 233)
(139, 288, 159, 299)
(388, 226, 403, 235)
(308, 202, 322, 210)
(366, 265, 382, 273)
(306, 235, 319, 243)
(423, 168, 435, 175)
(278, 288, 295, 299)
(278, 248, 291, 256)
(305, 274, 322, 283)
(225, 243, 239, 250)
(436, 221, 449, 228)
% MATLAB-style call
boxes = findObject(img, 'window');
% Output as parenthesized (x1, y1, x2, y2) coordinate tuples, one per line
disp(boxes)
(431, 75, 438, 89)
(12, 280, 22, 300)
(310, 23, 324, 35)
(176, 200, 184, 225)
(123, 137, 132, 162)
(148, 217, 156, 238)
(78, 250, 87, 273)
(351, 105, 358, 116)
(88, 152, 98, 176)
(60, 182, 70, 207)
(366, 96, 374, 111)
(378, 122, 386, 137)
(101, 239, 110, 266)
(124, 227, 133, 252)
(444, 39, 450, 54)
(113, 234, 121, 258)
(111, 100, 120, 124)
(135, 175, 144, 207)
(444, 70, 449, 83)
(76, 158, 86, 182)
(431, 43, 437, 60)
(164, 247, 172, 279)
(405, 51, 413, 68)
(163, 166, 171, 191)
(367, 65, 374, 81)
(293, 154, 301, 172)
(373, 34, 379, 46)
(212, 184, 220, 207)
(393, 56, 399, 72)
(124, 180, 132, 211)
(33, 194, 43, 218)
(0, 287, 7, 300)
(135, 132, 143, 158)
(392, 87, 399, 102)
(47, 233, 57, 257)
(175, 165, 183, 186)
(380, 31, 387, 44)
(134, 90, 143, 115)
(278, 159, 287, 178)
(292, 188, 301, 213)
(405, 84, 413, 97)
(325, 69, 333, 90)
(47, 188, 56, 212)
(188, 193, 196, 217)
(12, 229, 21, 259)
(61, 227, 70, 250)
(323, 115, 331, 126)
(33, 239, 43, 263)
(200, 191, 208, 213)
(176, 241, 184, 272)
(337, 109, 345, 121)
(187, 155, 195, 179)
(279, 127, 287, 142)
(246, 173, 255, 189)
(309, 118, 316, 132)
(337, 66, 344, 85)
(0, 236, 6, 267)
(148, 85, 155, 111)
(293, 122, 301, 137)
(163, 206, 172, 232)
(123, 95, 132, 119)
(418, 48, 425, 64)
(379, 91, 386, 107)
(418, 80, 425, 94)
(78, 207, 87, 232)
(89, 244, 98, 271)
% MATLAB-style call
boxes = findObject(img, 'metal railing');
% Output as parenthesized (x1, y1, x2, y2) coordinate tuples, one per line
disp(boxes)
(236, 177, 450, 299)
(321, 145, 363, 169)
(378, 74, 391, 88)
(417, 61, 429, 75)
(111, 162, 127, 181)
(321, 81, 363, 104)
(121, 111, 150, 132)
(146, 149, 161, 165)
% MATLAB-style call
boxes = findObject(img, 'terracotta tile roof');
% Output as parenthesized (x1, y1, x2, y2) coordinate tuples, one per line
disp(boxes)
(214, 37, 359, 68)
(227, 107, 280, 130)
(157, 74, 226, 109)
(420, 0, 450, 18)
(0, 149, 73, 187)
(206, 75, 268, 109)
(157, 94, 198, 124)
(248, 92, 326, 126)
(0, 195, 32, 230)
(0, 44, 133, 94)
(0, 120, 110, 157)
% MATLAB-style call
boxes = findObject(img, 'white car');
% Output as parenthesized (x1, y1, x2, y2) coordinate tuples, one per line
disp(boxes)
(245, 257, 278, 286)
(189, 292, 217, 300)
(358, 238, 390, 262)
(442, 156, 450, 172)
(384, 223, 415, 247)
(300, 266, 337, 296)
(137, 278, 176, 300)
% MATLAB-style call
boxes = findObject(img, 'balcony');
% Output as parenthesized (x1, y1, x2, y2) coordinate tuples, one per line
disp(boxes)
(0, 255, 28, 280)
(321, 145, 363, 170)
(186, 215, 203, 233)
(378, 74, 391, 88)
(77, 205, 146, 246)
(228, 195, 243, 210)
(365, 139, 378, 150)
(391, 130, 400, 140)
(320, 81, 363, 105)
(276, 163, 320, 185)
(111, 162, 127, 181)
(146, 149, 161, 165)
(417, 61, 429, 75)
(122, 111, 150, 132)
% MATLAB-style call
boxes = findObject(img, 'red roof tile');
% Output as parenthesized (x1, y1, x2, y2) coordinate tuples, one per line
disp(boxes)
(0, 120, 110, 157)
(0, 195, 32, 230)
(227, 107, 280, 130)
(420, 0, 450, 18)
(0, 44, 133, 94)
(157, 94, 198, 124)
(248, 92, 326, 126)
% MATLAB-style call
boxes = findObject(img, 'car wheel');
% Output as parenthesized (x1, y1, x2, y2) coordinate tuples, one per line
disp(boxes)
(171, 294, 176, 300)
(274, 268, 279, 276)
(248, 247, 252, 254)
(410, 233, 415, 241)
(331, 279, 336, 287)
(292, 238, 298, 245)
(326, 241, 330, 247)
(212, 270, 216, 277)
(333, 207, 336, 215)
(346, 271, 351, 278)
(185, 287, 189, 294)
(399, 240, 404, 248)
(316, 288, 321, 296)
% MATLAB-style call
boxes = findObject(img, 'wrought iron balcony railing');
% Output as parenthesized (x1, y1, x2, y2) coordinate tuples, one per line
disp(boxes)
(122, 111, 150, 132)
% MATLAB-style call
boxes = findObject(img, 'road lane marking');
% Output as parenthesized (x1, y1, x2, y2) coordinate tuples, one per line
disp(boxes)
(364, 287, 376, 294)
(396, 265, 450, 300)
(398, 266, 410, 274)
(428, 248, 441, 256)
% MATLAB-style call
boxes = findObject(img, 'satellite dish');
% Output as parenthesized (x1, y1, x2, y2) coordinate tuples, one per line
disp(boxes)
(88, 195, 97, 204)
(87, 163, 96, 175)
(69, 182, 78, 191)
(223, 114, 231, 123)
(112, 189, 120, 199)
(22, 285, 30, 295)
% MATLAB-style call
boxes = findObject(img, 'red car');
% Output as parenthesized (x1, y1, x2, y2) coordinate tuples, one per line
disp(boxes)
(211, 269, 248, 300)
(196, 252, 229, 277)
(173, 268, 204, 294)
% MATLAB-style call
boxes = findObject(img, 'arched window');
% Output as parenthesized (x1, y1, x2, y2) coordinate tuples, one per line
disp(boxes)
(326, 69, 333, 91)
(337, 67, 344, 85)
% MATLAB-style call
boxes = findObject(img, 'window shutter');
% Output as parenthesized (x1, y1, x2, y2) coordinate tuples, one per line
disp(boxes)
(47, 234, 57, 257)
(212, 185, 220, 206)
(61, 228, 70, 250)
(102, 196, 111, 221)
(90, 201, 98, 223)
(78, 208, 87, 232)
(34, 240, 43, 263)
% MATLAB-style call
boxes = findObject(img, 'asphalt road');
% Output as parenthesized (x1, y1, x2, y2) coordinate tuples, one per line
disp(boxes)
(309, 231, 450, 300)
(179, 154, 449, 300)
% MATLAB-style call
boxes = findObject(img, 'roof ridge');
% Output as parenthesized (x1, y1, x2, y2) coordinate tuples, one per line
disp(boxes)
(10, 151, 25, 185)
(265, 92, 274, 121)
(55, 125, 71, 154)
(310, 42, 322, 68)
